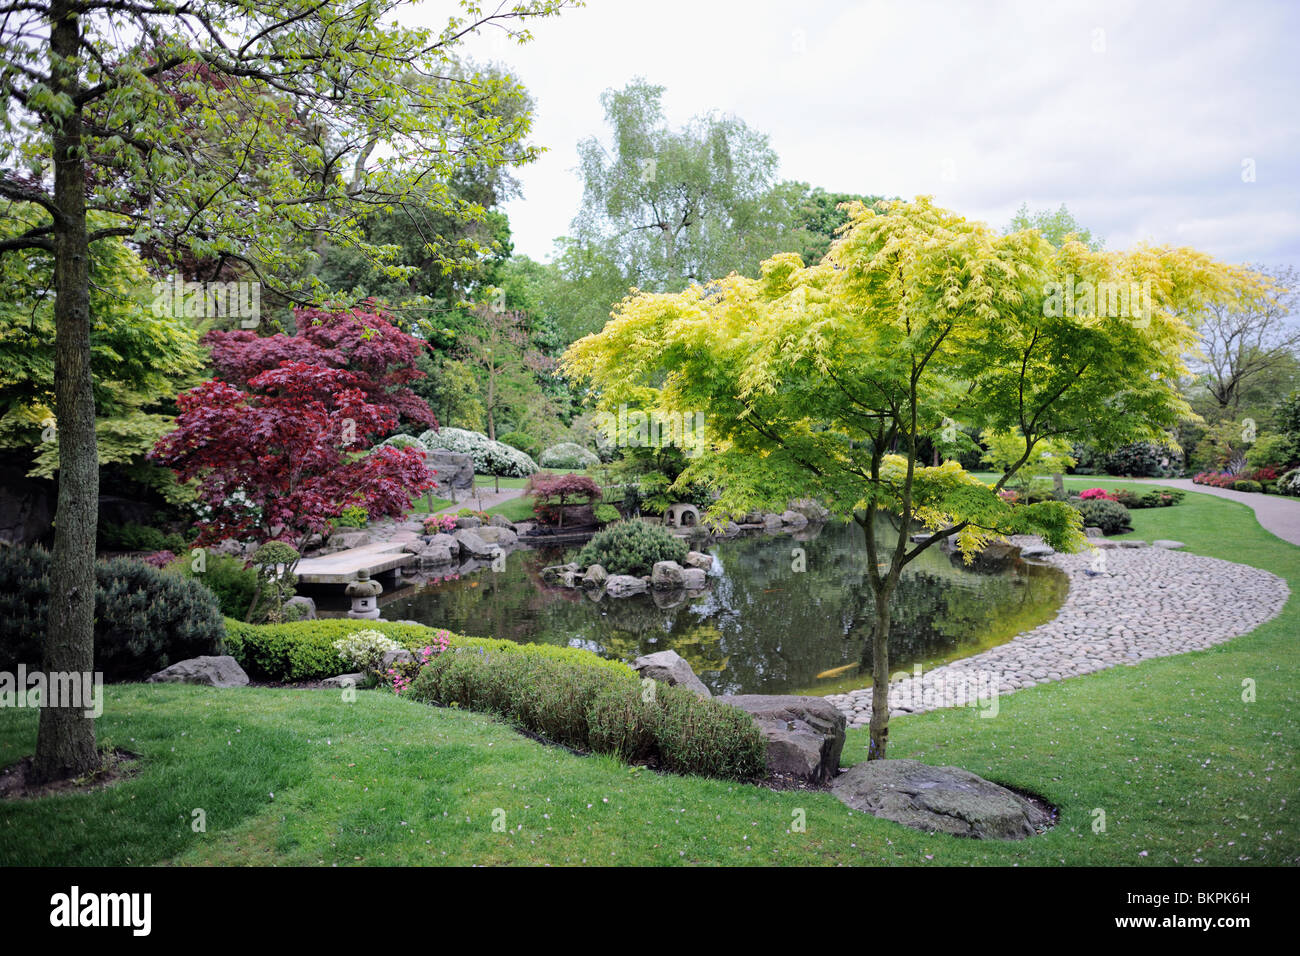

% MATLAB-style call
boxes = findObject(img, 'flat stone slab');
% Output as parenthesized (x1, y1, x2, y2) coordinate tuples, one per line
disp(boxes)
(295, 541, 415, 584)
(831, 759, 1051, 840)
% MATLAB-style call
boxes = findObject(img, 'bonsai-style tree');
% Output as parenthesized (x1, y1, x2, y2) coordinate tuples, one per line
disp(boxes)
(527, 472, 602, 529)
(152, 362, 434, 553)
(565, 195, 1267, 759)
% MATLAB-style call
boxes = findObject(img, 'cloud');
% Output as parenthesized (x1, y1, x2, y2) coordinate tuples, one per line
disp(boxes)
(420, 0, 1300, 269)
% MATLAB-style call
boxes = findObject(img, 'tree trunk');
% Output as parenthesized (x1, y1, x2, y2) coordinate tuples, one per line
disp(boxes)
(34, 0, 100, 783)
(866, 595, 892, 761)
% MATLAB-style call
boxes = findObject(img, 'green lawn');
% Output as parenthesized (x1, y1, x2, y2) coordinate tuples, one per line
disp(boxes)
(1, 484, 1296, 866)
(486, 495, 537, 523)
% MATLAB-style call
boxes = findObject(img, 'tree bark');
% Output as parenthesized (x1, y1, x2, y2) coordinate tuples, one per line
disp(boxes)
(33, 0, 101, 783)
(867, 597, 892, 761)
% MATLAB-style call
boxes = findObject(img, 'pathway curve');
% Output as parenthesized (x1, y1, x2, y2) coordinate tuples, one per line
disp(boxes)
(430, 485, 528, 518)
(825, 545, 1288, 728)
(1132, 478, 1300, 547)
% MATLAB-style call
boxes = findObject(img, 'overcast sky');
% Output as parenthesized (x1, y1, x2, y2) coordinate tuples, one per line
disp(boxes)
(423, 0, 1299, 270)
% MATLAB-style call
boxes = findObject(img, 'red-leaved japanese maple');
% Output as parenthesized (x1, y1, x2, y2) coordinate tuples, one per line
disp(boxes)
(151, 362, 434, 552)
(527, 472, 602, 529)
(204, 306, 438, 428)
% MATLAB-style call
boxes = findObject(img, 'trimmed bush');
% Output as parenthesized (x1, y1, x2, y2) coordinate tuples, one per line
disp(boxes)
(222, 618, 633, 682)
(577, 520, 688, 576)
(497, 430, 541, 459)
(1278, 468, 1300, 496)
(1071, 498, 1132, 535)
(408, 649, 765, 779)
(1232, 479, 1263, 493)
(539, 442, 600, 469)
(165, 552, 259, 619)
(417, 426, 537, 477)
(98, 521, 187, 554)
(0, 546, 225, 681)
(378, 433, 428, 453)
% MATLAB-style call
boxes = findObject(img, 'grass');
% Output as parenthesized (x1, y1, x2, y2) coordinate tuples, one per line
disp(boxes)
(486, 495, 538, 523)
(1, 484, 1296, 866)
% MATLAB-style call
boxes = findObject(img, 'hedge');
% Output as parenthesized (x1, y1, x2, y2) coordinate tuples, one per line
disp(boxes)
(409, 649, 766, 779)
(222, 618, 634, 682)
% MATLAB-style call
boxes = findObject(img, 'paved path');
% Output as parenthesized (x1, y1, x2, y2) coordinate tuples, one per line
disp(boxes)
(1133, 478, 1300, 547)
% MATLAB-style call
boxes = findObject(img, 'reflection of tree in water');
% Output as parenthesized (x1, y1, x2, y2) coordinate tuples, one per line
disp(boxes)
(383, 523, 1065, 695)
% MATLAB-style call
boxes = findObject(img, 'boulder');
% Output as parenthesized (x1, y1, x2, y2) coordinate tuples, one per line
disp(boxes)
(605, 574, 648, 597)
(780, 510, 809, 529)
(453, 528, 497, 559)
(1084, 526, 1104, 538)
(489, 514, 516, 529)
(147, 655, 249, 688)
(651, 560, 687, 590)
(321, 673, 363, 689)
(417, 545, 454, 567)
(684, 551, 715, 571)
(427, 533, 459, 553)
(681, 567, 707, 590)
(633, 649, 711, 698)
(425, 449, 474, 494)
(476, 525, 517, 548)
(560, 570, 582, 588)
(715, 694, 846, 784)
(762, 513, 784, 531)
(283, 595, 317, 620)
(582, 564, 608, 588)
(328, 530, 370, 550)
(788, 498, 830, 522)
(455, 515, 482, 529)
(970, 540, 1021, 572)
(379, 648, 416, 673)
(831, 759, 1051, 840)
(542, 562, 580, 585)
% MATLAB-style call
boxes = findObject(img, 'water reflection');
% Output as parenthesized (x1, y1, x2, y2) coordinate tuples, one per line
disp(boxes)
(379, 522, 1067, 696)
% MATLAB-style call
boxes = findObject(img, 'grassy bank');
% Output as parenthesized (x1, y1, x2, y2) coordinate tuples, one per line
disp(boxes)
(1, 484, 1295, 866)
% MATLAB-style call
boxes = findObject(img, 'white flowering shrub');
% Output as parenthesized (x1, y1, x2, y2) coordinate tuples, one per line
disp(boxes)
(1278, 468, 1300, 496)
(539, 442, 600, 469)
(333, 629, 403, 674)
(379, 434, 428, 452)
(418, 427, 538, 477)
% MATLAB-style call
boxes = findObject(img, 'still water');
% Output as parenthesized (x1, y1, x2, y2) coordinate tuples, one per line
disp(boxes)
(378, 522, 1067, 696)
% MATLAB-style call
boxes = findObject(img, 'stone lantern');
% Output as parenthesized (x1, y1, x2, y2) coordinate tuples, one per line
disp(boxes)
(346, 568, 382, 619)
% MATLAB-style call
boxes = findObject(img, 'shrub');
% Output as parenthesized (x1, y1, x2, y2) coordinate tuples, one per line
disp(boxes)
(1070, 498, 1132, 535)
(166, 552, 259, 619)
(528, 471, 602, 528)
(1110, 488, 1184, 509)
(577, 520, 688, 576)
(497, 430, 541, 459)
(1278, 468, 1300, 496)
(594, 503, 621, 525)
(222, 618, 633, 682)
(0, 546, 225, 681)
(408, 649, 765, 779)
(1232, 479, 1262, 493)
(418, 426, 538, 477)
(1079, 488, 1117, 501)
(539, 442, 600, 469)
(423, 513, 457, 534)
(379, 433, 428, 453)
(1244, 433, 1292, 470)
(333, 505, 368, 528)
(332, 629, 403, 674)
(97, 521, 187, 554)
(1103, 441, 1178, 477)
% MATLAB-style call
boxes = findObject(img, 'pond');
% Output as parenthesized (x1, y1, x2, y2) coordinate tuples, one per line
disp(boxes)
(376, 522, 1068, 697)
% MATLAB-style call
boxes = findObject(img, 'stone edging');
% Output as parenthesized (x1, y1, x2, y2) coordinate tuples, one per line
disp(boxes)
(825, 545, 1289, 729)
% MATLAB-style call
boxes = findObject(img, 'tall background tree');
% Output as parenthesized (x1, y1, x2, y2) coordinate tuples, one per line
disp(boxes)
(0, 0, 571, 782)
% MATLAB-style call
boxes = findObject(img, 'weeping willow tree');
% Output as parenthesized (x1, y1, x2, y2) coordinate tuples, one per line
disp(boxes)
(565, 195, 1267, 759)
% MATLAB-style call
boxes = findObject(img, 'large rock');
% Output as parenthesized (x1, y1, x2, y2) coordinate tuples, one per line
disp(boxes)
(476, 525, 517, 547)
(416, 545, 454, 567)
(147, 655, 249, 688)
(425, 450, 474, 494)
(605, 574, 648, 597)
(328, 530, 371, 551)
(970, 540, 1021, 572)
(489, 514, 516, 529)
(788, 498, 829, 522)
(321, 673, 363, 689)
(681, 567, 707, 589)
(633, 649, 711, 698)
(831, 759, 1051, 840)
(715, 694, 846, 784)
(455, 515, 482, 529)
(453, 528, 498, 559)
(283, 595, 316, 620)
(542, 562, 580, 584)
(683, 551, 715, 571)
(780, 510, 809, 529)
(651, 560, 687, 590)
(582, 564, 608, 588)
